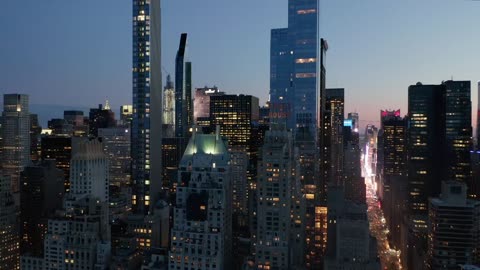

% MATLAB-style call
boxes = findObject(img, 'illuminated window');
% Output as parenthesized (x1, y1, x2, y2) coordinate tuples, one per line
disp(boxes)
(296, 73, 316, 78)
(297, 9, 316, 15)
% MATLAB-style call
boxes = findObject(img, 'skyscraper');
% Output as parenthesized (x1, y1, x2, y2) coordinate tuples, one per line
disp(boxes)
(193, 86, 224, 123)
(20, 160, 64, 257)
(378, 111, 407, 250)
(255, 125, 305, 269)
(270, 0, 319, 134)
(174, 33, 192, 138)
(30, 114, 42, 162)
(406, 82, 446, 270)
(132, 0, 162, 214)
(324, 88, 345, 185)
(41, 136, 73, 192)
(89, 103, 116, 137)
(443, 81, 472, 185)
(288, 0, 319, 134)
(169, 130, 232, 269)
(0, 174, 19, 270)
(163, 74, 175, 127)
(477, 82, 480, 150)
(426, 181, 480, 269)
(270, 28, 293, 127)
(1, 93, 30, 195)
(209, 94, 260, 181)
(98, 127, 131, 188)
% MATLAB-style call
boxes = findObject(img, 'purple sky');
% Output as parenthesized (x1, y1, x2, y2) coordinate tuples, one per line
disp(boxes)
(1, 0, 479, 130)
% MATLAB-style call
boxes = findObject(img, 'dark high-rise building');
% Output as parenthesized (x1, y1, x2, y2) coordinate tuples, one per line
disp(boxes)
(343, 126, 365, 205)
(30, 114, 42, 162)
(324, 88, 345, 185)
(295, 126, 324, 268)
(89, 103, 116, 137)
(426, 181, 480, 269)
(161, 137, 188, 197)
(1, 93, 30, 195)
(132, 0, 162, 214)
(20, 160, 64, 257)
(378, 111, 407, 250)
(64, 110, 88, 136)
(0, 174, 19, 269)
(443, 80, 472, 185)
(174, 33, 192, 138)
(210, 94, 259, 181)
(48, 118, 72, 136)
(41, 136, 72, 192)
(407, 83, 445, 230)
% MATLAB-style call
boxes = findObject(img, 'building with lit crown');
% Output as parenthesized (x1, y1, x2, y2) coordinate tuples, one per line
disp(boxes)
(169, 130, 232, 269)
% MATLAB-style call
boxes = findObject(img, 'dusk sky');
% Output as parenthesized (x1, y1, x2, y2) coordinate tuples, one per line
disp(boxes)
(1, 0, 479, 128)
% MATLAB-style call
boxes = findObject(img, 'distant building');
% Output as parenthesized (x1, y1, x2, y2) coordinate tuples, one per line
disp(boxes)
(1, 93, 30, 194)
(406, 81, 473, 270)
(193, 86, 224, 123)
(131, 0, 162, 215)
(378, 112, 407, 250)
(347, 112, 360, 132)
(89, 103, 116, 137)
(324, 88, 345, 186)
(120, 105, 133, 127)
(0, 174, 19, 269)
(169, 130, 232, 269)
(174, 33, 193, 138)
(426, 181, 480, 269)
(41, 136, 72, 192)
(64, 110, 88, 136)
(20, 161, 64, 257)
(30, 114, 42, 162)
(343, 126, 365, 205)
(98, 127, 131, 188)
(209, 94, 259, 181)
(163, 75, 175, 127)
(41, 138, 111, 270)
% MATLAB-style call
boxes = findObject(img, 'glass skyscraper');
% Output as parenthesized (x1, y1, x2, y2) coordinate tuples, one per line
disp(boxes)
(132, 0, 162, 214)
(175, 33, 192, 138)
(270, 0, 319, 133)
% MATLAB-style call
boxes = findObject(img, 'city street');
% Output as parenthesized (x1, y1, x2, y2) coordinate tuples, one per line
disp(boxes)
(363, 155, 402, 270)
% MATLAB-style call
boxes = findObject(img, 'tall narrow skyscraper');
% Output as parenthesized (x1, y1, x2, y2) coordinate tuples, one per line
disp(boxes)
(1, 94, 30, 195)
(175, 33, 192, 138)
(132, 0, 162, 214)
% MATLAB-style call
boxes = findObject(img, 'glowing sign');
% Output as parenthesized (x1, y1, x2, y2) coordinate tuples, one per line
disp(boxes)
(344, 119, 353, 127)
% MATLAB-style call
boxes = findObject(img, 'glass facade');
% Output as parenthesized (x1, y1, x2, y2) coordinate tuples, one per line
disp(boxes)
(270, 0, 319, 133)
(132, 0, 162, 214)
(289, 0, 319, 133)
(174, 33, 192, 138)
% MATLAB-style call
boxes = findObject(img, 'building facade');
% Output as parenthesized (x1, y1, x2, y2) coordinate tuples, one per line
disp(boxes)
(132, 0, 162, 214)
(169, 131, 232, 269)
(426, 181, 480, 269)
(2, 93, 30, 194)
